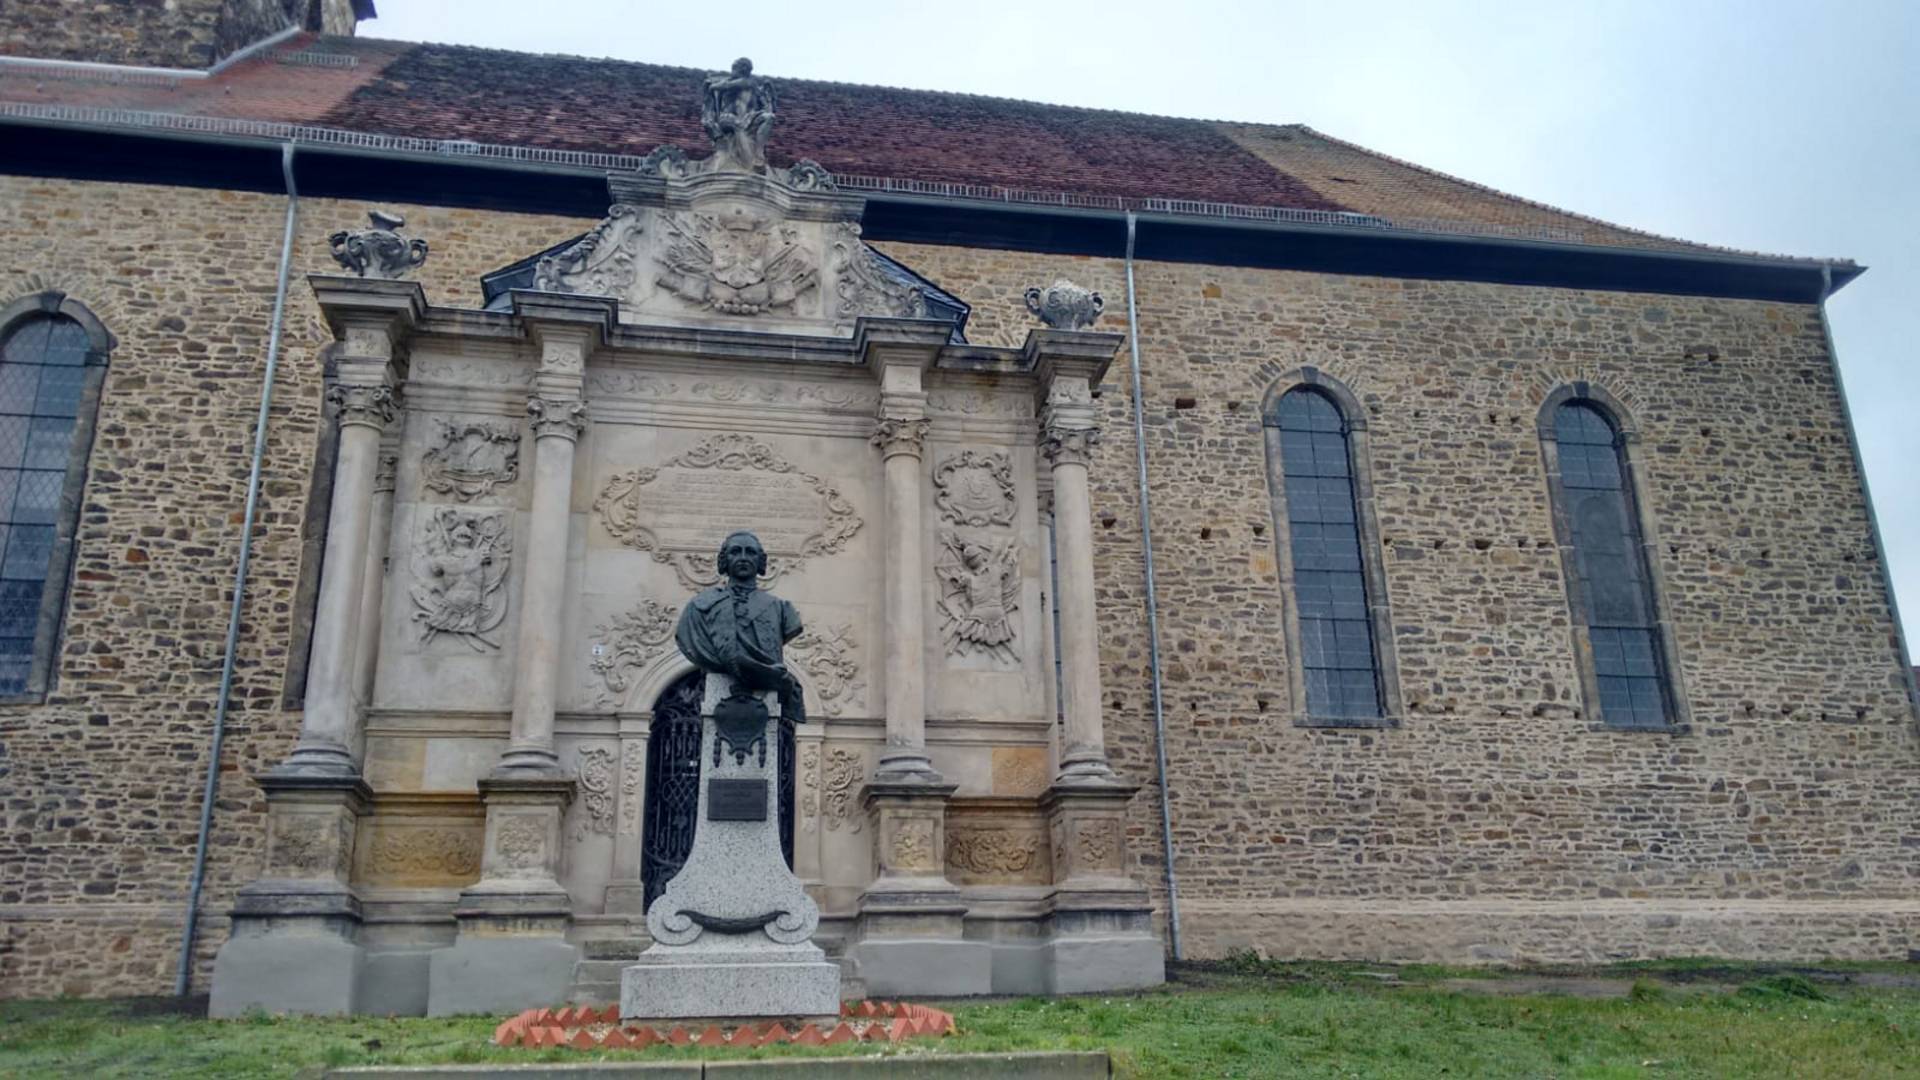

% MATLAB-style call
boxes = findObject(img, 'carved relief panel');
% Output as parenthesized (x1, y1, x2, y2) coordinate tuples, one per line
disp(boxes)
(419, 417, 521, 502)
(409, 508, 513, 651)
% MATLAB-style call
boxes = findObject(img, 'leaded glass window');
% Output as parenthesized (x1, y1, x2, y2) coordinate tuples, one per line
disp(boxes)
(1275, 388, 1382, 719)
(1553, 401, 1670, 727)
(0, 315, 90, 695)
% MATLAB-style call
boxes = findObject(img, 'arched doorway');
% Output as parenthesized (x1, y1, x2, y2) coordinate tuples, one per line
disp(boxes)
(640, 670, 796, 908)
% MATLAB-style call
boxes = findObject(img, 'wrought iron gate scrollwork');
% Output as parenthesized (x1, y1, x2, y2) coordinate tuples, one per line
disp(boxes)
(640, 671, 797, 910)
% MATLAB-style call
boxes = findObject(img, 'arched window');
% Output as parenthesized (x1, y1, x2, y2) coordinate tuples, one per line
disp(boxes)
(1539, 388, 1685, 729)
(1264, 370, 1400, 726)
(0, 296, 112, 699)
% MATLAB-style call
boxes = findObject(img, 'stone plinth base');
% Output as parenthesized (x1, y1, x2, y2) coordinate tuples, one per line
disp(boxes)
(620, 941, 841, 1021)
(427, 935, 579, 1016)
(209, 911, 363, 1017)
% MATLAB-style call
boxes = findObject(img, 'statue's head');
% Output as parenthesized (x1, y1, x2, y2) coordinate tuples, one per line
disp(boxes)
(715, 530, 767, 582)
(731, 57, 753, 77)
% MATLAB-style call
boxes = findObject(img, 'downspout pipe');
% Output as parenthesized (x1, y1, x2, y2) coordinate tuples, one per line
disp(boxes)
(1815, 265, 1919, 722)
(1125, 211, 1181, 960)
(175, 140, 300, 997)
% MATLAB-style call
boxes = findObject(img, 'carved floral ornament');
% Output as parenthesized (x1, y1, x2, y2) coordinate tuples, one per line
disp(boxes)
(785, 623, 864, 717)
(870, 416, 932, 459)
(496, 816, 547, 869)
(420, 417, 520, 502)
(946, 828, 1044, 877)
(369, 827, 482, 878)
(821, 747, 862, 832)
(934, 449, 1016, 528)
(329, 210, 430, 280)
(329, 383, 397, 430)
(593, 433, 863, 590)
(527, 396, 589, 441)
(1040, 422, 1102, 467)
(574, 747, 617, 840)
(410, 508, 513, 651)
(587, 597, 679, 706)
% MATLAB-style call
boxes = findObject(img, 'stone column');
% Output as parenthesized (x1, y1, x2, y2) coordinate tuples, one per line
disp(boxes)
(429, 294, 612, 1018)
(210, 277, 422, 1018)
(1029, 327, 1163, 994)
(846, 321, 987, 997)
(496, 391, 587, 774)
(349, 445, 399, 748)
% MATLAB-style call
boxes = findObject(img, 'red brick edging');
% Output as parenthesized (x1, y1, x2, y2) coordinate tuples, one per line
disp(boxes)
(494, 1000, 958, 1050)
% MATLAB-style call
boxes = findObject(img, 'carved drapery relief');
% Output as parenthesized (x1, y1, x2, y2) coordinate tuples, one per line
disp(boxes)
(934, 450, 1016, 528)
(495, 816, 547, 870)
(573, 747, 617, 840)
(368, 827, 482, 879)
(329, 210, 429, 280)
(946, 828, 1044, 879)
(584, 371, 879, 411)
(936, 529, 1019, 663)
(410, 357, 536, 388)
(927, 391, 1028, 419)
(409, 508, 513, 650)
(588, 598, 678, 706)
(830, 222, 924, 322)
(420, 418, 521, 502)
(800, 744, 821, 832)
(821, 747, 863, 832)
(785, 623, 863, 717)
(593, 433, 862, 590)
(656, 209, 817, 317)
(534, 203, 643, 296)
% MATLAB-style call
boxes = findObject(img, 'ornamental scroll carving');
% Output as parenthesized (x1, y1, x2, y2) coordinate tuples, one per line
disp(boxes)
(784, 623, 863, 717)
(534, 203, 643, 296)
(830, 222, 924, 323)
(495, 816, 546, 870)
(410, 508, 513, 650)
(934, 450, 1016, 528)
(889, 819, 935, 872)
(946, 828, 1044, 878)
(420, 418, 520, 502)
(588, 598, 678, 706)
(369, 828, 482, 878)
(822, 747, 863, 832)
(272, 813, 352, 878)
(800, 744, 821, 832)
(329, 210, 429, 280)
(593, 434, 862, 590)
(573, 747, 617, 840)
(936, 529, 1020, 663)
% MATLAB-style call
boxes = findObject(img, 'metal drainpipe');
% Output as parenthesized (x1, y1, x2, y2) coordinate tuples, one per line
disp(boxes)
(1125, 211, 1181, 959)
(174, 141, 300, 996)
(1816, 265, 1920, 722)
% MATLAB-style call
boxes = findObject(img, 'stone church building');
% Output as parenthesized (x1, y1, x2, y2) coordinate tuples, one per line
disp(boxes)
(2, 4, 1916, 1012)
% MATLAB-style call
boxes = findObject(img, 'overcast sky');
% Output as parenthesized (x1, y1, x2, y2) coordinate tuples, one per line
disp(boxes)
(368, 0, 1920, 645)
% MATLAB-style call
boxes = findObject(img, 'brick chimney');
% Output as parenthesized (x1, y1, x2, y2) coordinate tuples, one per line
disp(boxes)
(0, 0, 373, 71)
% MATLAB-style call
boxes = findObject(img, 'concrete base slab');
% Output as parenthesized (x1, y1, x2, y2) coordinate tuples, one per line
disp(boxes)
(210, 931, 363, 1017)
(427, 937, 579, 1016)
(844, 936, 992, 997)
(359, 949, 432, 1017)
(1046, 933, 1166, 994)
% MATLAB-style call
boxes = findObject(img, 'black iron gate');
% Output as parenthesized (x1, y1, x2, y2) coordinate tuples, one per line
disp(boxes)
(640, 671, 796, 909)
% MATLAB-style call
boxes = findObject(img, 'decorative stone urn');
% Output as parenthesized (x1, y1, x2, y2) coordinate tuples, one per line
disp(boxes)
(1023, 278, 1104, 330)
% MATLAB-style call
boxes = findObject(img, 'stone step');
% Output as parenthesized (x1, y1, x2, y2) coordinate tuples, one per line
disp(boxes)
(566, 956, 867, 1006)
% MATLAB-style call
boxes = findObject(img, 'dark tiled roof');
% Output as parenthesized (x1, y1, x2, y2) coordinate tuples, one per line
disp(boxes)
(0, 33, 1831, 259)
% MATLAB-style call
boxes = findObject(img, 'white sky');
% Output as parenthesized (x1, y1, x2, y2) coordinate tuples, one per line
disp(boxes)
(369, 0, 1920, 645)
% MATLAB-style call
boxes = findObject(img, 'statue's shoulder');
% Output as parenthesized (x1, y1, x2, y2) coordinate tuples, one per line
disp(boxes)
(688, 586, 729, 613)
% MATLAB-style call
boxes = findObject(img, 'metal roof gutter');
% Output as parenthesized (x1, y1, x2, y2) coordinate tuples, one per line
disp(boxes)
(0, 110, 1864, 302)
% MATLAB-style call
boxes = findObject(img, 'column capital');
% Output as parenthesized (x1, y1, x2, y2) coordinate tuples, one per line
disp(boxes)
(526, 395, 588, 442)
(329, 383, 398, 432)
(1040, 415, 1102, 468)
(871, 415, 932, 460)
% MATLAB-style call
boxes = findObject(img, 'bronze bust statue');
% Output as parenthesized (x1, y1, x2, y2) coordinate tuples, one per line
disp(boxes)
(674, 531, 806, 732)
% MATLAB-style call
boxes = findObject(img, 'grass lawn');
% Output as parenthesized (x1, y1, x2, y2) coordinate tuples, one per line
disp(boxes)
(3, 961, 1917, 1078)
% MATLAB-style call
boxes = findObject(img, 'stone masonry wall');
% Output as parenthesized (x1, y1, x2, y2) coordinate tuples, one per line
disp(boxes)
(0, 175, 599, 996)
(0, 0, 306, 70)
(880, 240, 1920, 963)
(0, 172, 1914, 998)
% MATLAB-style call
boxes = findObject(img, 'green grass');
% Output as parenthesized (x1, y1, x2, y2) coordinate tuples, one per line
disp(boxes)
(3, 964, 1918, 1078)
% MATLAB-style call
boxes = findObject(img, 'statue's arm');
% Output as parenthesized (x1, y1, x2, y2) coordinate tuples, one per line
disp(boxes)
(779, 598, 803, 644)
(675, 602, 710, 669)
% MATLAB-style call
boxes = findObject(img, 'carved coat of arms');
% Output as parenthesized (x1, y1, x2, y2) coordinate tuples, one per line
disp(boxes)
(420, 418, 521, 502)
(656, 208, 818, 316)
(410, 508, 513, 650)
(935, 530, 1020, 663)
